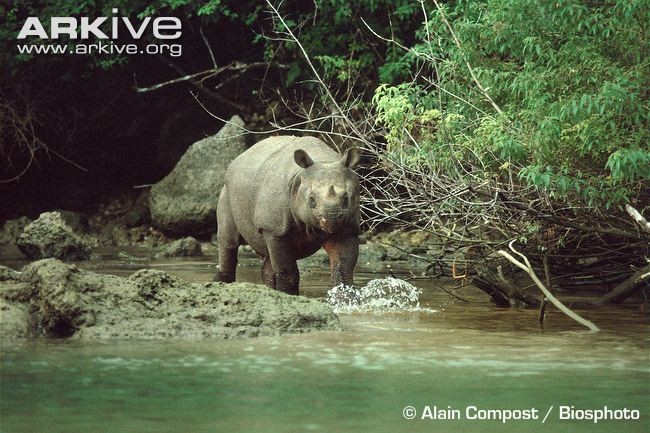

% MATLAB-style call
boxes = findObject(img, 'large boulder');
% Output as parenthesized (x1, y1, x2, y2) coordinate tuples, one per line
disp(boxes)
(16, 212, 92, 260)
(0, 259, 340, 340)
(149, 115, 248, 237)
(156, 236, 203, 258)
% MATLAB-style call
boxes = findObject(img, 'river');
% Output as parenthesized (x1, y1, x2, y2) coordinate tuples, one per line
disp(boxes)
(1, 247, 648, 432)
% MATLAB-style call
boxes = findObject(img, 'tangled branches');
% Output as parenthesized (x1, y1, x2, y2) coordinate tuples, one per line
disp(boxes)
(263, 0, 649, 306)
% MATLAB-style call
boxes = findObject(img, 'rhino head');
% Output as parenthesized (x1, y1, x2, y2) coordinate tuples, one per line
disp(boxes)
(291, 147, 361, 235)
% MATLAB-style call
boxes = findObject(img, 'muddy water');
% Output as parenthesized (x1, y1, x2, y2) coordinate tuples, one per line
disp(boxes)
(1, 247, 648, 433)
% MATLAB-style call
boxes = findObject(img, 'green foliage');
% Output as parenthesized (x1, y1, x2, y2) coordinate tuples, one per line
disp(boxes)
(373, 83, 467, 171)
(372, 0, 650, 208)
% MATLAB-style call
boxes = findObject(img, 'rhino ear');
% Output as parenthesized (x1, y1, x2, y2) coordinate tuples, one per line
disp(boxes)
(294, 149, 314, 168)
(341, 147, 360, 168)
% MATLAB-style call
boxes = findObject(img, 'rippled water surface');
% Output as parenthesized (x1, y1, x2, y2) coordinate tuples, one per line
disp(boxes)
(1, 247, 649, 432)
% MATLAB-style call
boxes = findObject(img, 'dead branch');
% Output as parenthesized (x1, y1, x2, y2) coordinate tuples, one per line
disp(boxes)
(134, 61, 289, 94)
(472, 258, 541, 308)
(264, 0, 372, 147)
(498, 240, 600, 331)
(199, 26, 218, 69)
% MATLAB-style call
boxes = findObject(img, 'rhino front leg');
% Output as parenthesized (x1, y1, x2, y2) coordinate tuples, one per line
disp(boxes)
(264, 235, 300, 295)
(323, 235, 359, 286)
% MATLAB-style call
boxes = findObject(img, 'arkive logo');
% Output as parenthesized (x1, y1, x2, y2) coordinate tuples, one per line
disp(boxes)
(17, 8, 182, 40)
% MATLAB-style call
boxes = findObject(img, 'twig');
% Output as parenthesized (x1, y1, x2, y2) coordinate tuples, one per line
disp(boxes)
(539, 253, 552, 326)
(134, 61, 289, 94)
(431, 280, 470, 302)
(134, 68, 217, 93)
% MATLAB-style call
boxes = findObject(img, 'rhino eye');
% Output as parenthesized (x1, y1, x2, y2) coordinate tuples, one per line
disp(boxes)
(308, 195, 317, 208)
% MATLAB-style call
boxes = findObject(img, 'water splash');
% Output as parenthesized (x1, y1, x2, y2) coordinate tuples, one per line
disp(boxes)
(326, 277, 426, 313)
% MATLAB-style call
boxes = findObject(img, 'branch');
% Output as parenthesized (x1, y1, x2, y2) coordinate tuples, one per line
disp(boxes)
(626, 204, 650, 234)
(133, 61, 288, 93)
(498, 240, 600, 332)
(199, 26, 218, 69)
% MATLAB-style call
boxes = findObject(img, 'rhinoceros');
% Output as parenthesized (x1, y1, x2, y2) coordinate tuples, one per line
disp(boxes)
(214, 136, 360, 295)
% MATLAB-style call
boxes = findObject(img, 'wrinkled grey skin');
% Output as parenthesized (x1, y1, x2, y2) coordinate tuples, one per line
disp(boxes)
(215, 136, 360, 295)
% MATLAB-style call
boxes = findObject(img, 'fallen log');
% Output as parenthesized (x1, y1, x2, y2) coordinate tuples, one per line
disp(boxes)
(593, 263, 650, 304)
(472, 259, 541, 308)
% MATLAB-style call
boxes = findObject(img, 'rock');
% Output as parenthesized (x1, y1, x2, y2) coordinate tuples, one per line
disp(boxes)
(149, 115, 248, 236)
(20, 259, 102, 336)
(55, 210, 90, 234)
(0, 300, 31, 339)
(0, 216, 31, 245)
(129, 268, 184, 302)
(96, 222, 131, 247)
(16, 212, 92, 260)
(0, 265, 20, 281)
(156, 237, 203, 258)
(0, 259, 339, 340)
(358, 241, 389, 262)
(94, 223, 166, 248)
(0, 271, 32, 303)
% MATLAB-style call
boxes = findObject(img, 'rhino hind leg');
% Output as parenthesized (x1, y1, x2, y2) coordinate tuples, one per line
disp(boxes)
(214, 186, 240, 283)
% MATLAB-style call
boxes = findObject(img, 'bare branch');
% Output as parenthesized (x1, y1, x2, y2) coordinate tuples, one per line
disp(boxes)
(499, 241, 600, 332)
(200, 26, 218, 69)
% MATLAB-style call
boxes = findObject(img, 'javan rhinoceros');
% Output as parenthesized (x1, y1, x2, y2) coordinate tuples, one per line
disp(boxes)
(214, 136, 360, 295)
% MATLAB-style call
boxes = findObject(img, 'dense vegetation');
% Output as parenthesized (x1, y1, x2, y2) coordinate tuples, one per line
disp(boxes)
(372, 0, 649, 209)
